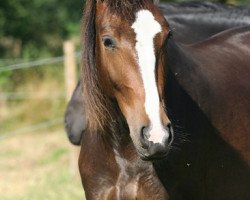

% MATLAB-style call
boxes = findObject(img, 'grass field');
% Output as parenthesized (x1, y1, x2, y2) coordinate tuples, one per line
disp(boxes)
(0, 54, 85, 199)
(0, 127, 85, 200)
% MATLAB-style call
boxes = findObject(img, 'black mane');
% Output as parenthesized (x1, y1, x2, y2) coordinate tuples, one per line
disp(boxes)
(160, 1, 250, 22)
(159, 2, 250, 44)
(100, 0, 151, 20)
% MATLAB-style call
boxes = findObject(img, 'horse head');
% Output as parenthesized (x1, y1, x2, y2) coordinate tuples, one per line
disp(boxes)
(83, 0, 173, 160)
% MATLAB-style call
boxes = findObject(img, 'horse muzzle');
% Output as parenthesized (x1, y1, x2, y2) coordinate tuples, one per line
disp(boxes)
(138, 124, 173, 160)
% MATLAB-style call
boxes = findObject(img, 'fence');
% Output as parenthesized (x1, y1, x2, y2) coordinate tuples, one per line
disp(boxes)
(0, 40, 79, 175)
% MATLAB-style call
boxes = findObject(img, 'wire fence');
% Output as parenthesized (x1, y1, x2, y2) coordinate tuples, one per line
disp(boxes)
(0, 118, 64, 141)
(0, 47, 79, 141)
(0, 56, 64, 72)
(0, 51, 80, 72)
(0, 92, 66, 100)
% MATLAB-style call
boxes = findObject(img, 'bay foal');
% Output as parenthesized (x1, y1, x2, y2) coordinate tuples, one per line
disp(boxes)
(79, 0, 250, 199)
(79, 1, 169, 199)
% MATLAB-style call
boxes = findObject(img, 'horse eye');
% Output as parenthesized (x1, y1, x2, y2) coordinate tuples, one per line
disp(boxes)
(102, 36, 116, 49)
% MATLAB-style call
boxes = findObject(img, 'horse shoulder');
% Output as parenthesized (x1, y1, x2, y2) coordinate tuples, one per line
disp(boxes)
(189, 26, 250, 164)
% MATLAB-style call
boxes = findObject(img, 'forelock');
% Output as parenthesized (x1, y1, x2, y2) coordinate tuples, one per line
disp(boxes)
(99, 0, 154, 21)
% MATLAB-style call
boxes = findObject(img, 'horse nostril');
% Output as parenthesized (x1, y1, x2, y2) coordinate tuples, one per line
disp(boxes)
(140, 126, 150, 148)
(142, 126, 150, 139)
(167, 124, 173, 144)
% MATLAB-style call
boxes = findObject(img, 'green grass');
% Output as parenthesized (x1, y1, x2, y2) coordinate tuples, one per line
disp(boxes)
(0, 63, 68, 135)
(22, 168, 83, 200)
(39, 147, 68, 165)
(0, 129, 85, 200)
(0, 51, 83, 200)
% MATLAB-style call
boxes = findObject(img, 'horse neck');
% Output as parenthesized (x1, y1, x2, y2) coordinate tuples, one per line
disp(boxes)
(165, 37, 209, 108)
(161, 3, 250, 44)
(164, 37, 217, 124)
(160, 2, 250, 23)
(165, 35, 250, 166)
(91, 121, 155, 177)
(98, 102, 153, 167)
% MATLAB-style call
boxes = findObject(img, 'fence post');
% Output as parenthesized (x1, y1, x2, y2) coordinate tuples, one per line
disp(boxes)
(63, 40, 79, 176)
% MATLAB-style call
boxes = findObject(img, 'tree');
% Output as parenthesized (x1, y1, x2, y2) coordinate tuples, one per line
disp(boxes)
(0, 0, 84, 57)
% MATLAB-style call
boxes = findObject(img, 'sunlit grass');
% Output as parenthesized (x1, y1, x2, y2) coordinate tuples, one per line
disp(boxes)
(0, 59, 84, 200)
(0, 129, 85, 200)
(0, 63, 67, 135)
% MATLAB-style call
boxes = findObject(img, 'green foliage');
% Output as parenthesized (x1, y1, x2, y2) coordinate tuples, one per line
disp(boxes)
(0, 0, 84, 57)
(237, 0, 250, 4)
(0, 0, 249, 58)
(0, 70, 12, 88)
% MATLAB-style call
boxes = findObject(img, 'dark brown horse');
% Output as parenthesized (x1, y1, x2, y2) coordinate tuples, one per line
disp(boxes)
(153, 26, 250, 200)
(79, 0, 250, 199)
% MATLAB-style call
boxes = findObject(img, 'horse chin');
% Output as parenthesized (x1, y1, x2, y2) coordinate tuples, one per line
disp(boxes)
(137, 147, 169, 161)
(129, 129, 171, 161)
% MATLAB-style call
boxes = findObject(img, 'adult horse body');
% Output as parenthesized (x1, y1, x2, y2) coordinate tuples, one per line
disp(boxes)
(154, 26, 250, 200)
(65, 1, 250, 145)
(79, 0, 250, 199)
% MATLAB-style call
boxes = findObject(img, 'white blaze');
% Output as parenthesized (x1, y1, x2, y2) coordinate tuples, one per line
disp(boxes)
(132, 10, 168, 144)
